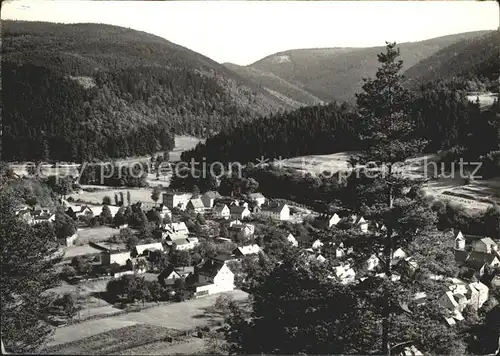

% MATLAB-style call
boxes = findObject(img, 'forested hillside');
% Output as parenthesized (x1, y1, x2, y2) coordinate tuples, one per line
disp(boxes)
(403, 30, 500, 90)
(2, 21, 289, 162)
(223, 63, 324, 107)
(182, 102, 359, 163)
(232, 31, 490, 103)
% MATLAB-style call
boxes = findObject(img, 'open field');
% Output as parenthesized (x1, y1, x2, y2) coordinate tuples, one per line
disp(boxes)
(280, 152, 500, 213)
(170, 136, 205, 162)
(70, 187, 157, 205)
(75, 226, 119, 245)
(46, 290, 248, 350)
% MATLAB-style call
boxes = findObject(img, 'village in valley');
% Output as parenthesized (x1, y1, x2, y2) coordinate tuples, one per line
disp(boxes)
(6, 159, 500, 354)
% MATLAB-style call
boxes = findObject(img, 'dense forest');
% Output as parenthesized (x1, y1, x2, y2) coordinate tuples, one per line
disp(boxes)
(182, 102, 359, 163)
(183, 85, 499, 175)
(2, 21, 289, 162)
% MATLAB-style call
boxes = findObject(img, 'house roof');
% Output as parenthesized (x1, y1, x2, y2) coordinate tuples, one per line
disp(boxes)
(211, 253, 234, 263)
(261, 203, 287, 213)
(454, 250, 470, 263)
(174, 239, 190, 246)
(188, 198, 205, 209)
(168, 222, 189, 233)
(230, 206, 248, 214)
(469, 251, 498, 265)
(248, 193, 265, 199)
(213, 203, 228, 213)
(235, 244, 261, 256)
(197, 259, 225, 278)
(135, 242, 164, 255)
(139, 202, 157, 211)
(203, 191, 221, 199)
(479, 237, 498, 246)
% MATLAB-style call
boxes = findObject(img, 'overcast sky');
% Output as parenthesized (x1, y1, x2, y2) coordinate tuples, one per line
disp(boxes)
(2, 0, 498, 65)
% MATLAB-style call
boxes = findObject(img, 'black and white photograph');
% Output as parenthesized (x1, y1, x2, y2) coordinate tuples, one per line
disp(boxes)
(1, 0, 499, 354)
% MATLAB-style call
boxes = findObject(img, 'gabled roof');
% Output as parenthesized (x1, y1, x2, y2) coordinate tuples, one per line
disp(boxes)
(197, 259, 225, 278)
(230, 205, 249, 214)
(234, 244, 261, 256)
(454, 250, 470, 264)
(261, 203, 287, 213)
(478, 237, 498, 246)
(468, 251, 498, 265)
(188, 198, 205, 209)
(213, 203, 229, 213)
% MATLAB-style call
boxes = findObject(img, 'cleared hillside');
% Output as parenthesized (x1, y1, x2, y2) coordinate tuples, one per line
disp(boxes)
(2, 21, 289, 162)
(246, 31, 491, 103)
(223, 62, 324, 107)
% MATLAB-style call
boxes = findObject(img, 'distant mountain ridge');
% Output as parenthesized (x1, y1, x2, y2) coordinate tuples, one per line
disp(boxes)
(2, 20, 291, 162)
(224, 30, 492, 103)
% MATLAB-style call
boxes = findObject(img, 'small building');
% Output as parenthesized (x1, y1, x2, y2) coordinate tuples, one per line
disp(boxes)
(472, 237, 498, 254)
(186, 198, 206, 213)
(212, 203, 230, 219)
(350, 215, 368, 233)
(158, 265, 194, 286)
(260, 203, 290, 221)
(228, 223, 255, 241)
(170, 237, 199, 251)
(248, 193, 266, 207)
(365, 254, 380, 271)
(134, 242, 164, 257)
(230, 205, 251, 220)
(190, 257, 235, 297)
(391, 248, 407, 266)
(16, 209, 34, 225)
(315, 213, 341, 229)
(454, 230, 466, 251)
(90, 242, 131, 266)
(201, 191, 221, 208)
(233, 244, 261, 257)
(59, 232, 78, 247)
(162, 191, 193, 210)
(165, 222, 190, 235)
(286, 233, 298, 247)
(312, 239, 324, 250)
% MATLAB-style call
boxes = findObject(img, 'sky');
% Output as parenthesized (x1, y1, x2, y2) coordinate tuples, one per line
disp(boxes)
(2, 0, 499, 65)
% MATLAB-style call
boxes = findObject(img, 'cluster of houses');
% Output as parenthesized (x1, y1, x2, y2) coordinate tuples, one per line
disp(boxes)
(162, 191, 290, 221)
(16, 205, 56, 225)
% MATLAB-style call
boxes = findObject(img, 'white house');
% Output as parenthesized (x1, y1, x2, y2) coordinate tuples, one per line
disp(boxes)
(171, 237, 199, 251)
(351, 215, 369, 233)
(163, 192, 192, 210)
(166, 222, 189, 235)
(260, 203, 290, 221)
(201, 191, 221, 208)
(286, 233, 298, 247)
(186, 198, 206, 213)
(248, 193, 266, 207)
(316, 213, 341, 229)
(192, 257, 235, 297)
(230, 206, 251, 220)
(233, 244, 261, 257)
(312, 239, 324, 250)
(228, 223, 255, 241)
(454, 231, 466, 251)
(331, 264, 356, 284)
(365, 254, 380, 271)
(473, 237, 498, 254)
(213, 204, 230, 219)
(134, 242, 164, 256)
(391, 248, 407, 266)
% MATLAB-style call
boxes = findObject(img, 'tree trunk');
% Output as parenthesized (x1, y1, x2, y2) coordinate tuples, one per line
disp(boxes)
(382, 164, 394, 356)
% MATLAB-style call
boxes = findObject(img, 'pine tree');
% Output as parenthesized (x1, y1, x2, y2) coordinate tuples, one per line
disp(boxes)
(353, 42, 430, 355)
